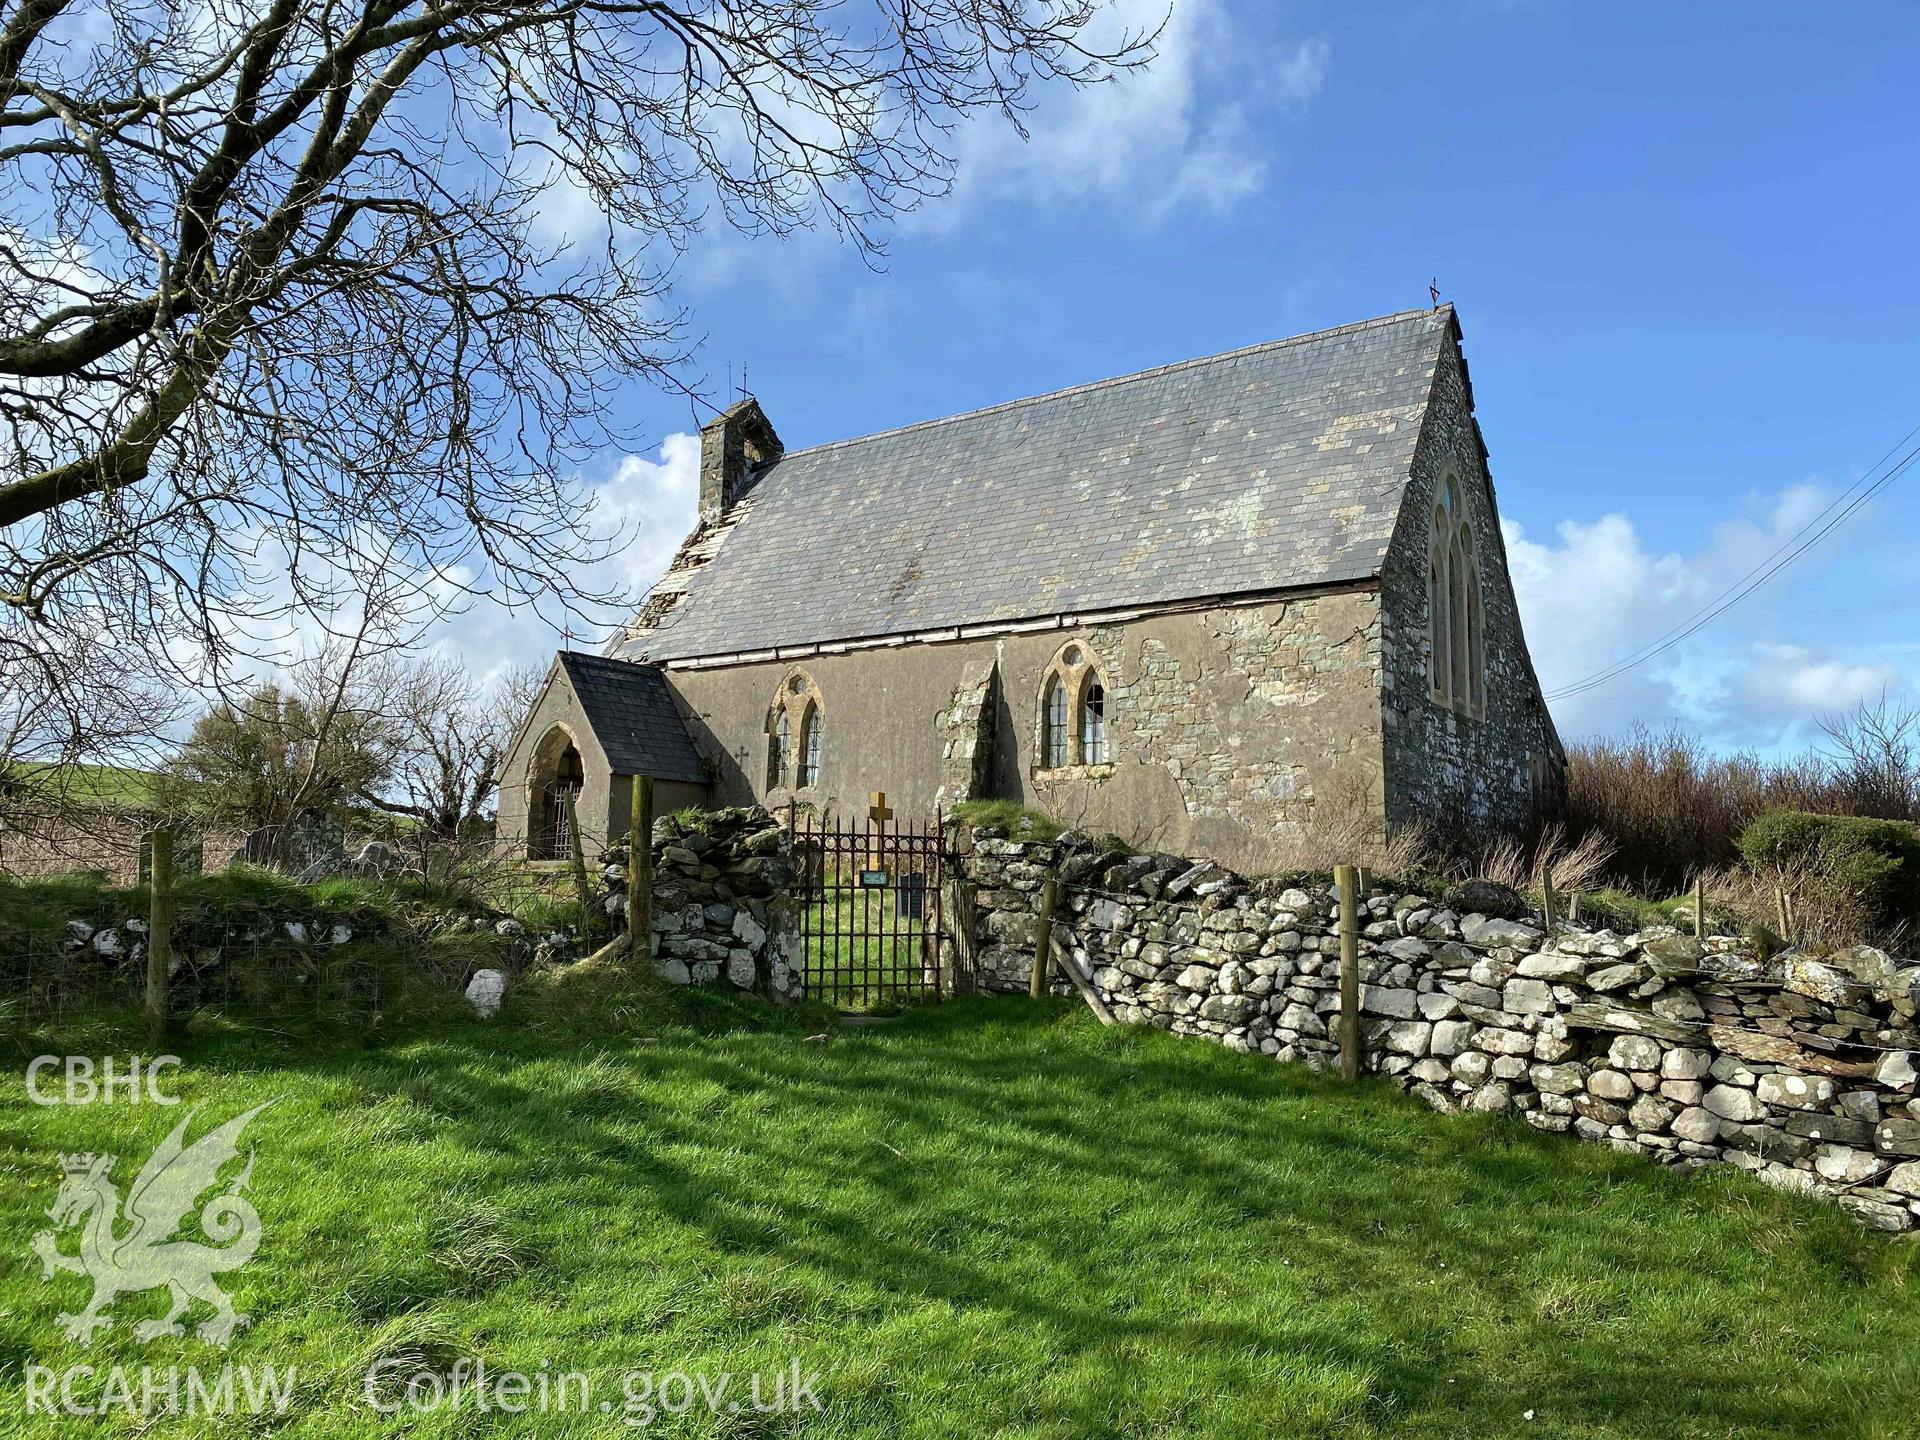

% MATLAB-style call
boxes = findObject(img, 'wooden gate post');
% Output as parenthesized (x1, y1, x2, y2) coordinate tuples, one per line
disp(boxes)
(146, 827, 175, 1048)
(1694, 875, 1707, 939)
(562, 790, 596, 937)
(1030, 875, 1059, 999)
(629, 775, 654, 962)
(1539, 859, 1559, 930)
(1335, 863, 1361, 1082)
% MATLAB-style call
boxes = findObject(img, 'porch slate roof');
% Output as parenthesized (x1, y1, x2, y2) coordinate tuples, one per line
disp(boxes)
(626, 306, 1455, 662)
(557, 652, 706, 781)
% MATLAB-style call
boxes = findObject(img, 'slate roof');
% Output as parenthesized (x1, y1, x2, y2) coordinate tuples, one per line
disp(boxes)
(556, 652, 706, 781)
(629, 307, 1455, 662)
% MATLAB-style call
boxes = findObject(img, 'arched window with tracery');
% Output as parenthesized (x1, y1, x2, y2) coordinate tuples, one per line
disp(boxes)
(766, 670, 824, 793)
(1428, 474, 1483, 717)
(1036, 641, 1113, 772)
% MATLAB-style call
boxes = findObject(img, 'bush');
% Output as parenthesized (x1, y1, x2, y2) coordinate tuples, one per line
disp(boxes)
(1565, 702, 1920, 898)
(1737, 810, 1920, 933)
(1564, 726, 1829, 892)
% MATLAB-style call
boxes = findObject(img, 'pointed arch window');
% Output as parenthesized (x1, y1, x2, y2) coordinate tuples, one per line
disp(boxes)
(1043, 674, 1069, 769)
(1036, 641, 1113, 772)
(769, 709, 791, 788)
(798, 704, 822, 787)
(1462, 526, 1484, 716)
(766, 670, 824, 793)
(1080, 676, 1108, 765)
(1428, 474, 1484, 718)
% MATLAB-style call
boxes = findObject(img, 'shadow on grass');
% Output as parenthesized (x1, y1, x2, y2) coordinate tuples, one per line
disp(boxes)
(10, 993, 1919, 1437)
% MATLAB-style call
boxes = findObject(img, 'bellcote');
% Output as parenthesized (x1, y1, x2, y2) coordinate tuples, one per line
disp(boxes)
(698, 396, 783, 523)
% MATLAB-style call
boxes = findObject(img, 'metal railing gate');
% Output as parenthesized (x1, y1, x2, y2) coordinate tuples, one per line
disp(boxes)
(789, 795, 947, 1008)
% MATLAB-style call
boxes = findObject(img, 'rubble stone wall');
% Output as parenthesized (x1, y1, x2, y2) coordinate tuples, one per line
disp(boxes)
(597, 806, 803, 1002)
(954, 822, 1920, 1231)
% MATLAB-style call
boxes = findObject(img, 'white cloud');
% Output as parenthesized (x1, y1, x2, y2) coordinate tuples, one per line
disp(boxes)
(1738, 645, 1895, 717)
(1504, 483, 1905, 749)
(192, 433, 703, 700)
(940, 2, 1328, 224)
(419, 432, 703, 682)
(586, 432, 704, 598)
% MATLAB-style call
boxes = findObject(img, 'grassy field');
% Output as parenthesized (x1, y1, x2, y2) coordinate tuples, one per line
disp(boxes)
(3, 980, 1919, 1438)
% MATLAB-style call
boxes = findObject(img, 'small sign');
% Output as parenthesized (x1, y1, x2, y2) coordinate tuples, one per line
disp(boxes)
(860, 869, 890, 888)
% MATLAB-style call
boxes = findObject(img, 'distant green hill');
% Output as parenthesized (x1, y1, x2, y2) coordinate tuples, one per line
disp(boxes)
(1, 761, 171, 811)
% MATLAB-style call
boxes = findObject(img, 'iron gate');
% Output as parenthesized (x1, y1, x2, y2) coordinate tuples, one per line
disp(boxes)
(790, 800, 947, 1008)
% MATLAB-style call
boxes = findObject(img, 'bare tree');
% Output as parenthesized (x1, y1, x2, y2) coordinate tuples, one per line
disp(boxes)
(358, 654, 539, 858)
(1, 0, 1155, 732)
(0, 617, 183, 870)
(1820, 693, 1920, 822)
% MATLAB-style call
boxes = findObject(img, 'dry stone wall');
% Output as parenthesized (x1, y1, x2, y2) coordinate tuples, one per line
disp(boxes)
(955, 823, 1920, 1231)
(596, 806, 803, 1001)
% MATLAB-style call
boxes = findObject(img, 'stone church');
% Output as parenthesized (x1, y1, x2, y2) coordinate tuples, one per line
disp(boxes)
(498, 305, 1563, 872)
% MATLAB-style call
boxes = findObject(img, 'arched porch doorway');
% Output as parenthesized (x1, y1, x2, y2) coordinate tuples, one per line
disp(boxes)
(527, 727, 586, 861)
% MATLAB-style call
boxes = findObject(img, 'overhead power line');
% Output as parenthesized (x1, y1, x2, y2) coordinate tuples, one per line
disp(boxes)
(1542, 422, 1920, 703)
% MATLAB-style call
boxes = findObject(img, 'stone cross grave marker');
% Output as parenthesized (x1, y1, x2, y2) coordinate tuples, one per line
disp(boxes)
(865, 791, 893, 881)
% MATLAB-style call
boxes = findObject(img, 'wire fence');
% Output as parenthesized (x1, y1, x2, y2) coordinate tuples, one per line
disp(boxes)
(0, 914, 399, 1031)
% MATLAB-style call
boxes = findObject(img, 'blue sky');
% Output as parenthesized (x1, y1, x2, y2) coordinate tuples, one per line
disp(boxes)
(455, 2, 1920, 754)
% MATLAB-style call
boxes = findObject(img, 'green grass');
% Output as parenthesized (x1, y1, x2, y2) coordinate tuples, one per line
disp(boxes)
(1, 761, 170, 811)
(4, 986, 1919, 1438)
(1576, 887, 1696, 932)
(950, 798, 1063, 841)
(799, 886, 940, 1011)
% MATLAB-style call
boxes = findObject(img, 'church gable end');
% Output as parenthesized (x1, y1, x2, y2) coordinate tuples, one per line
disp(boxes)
(1378, 315, 1563, 834)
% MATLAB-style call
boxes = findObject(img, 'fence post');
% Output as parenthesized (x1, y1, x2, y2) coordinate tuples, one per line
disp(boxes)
(629, 775, 654, 962)
(1030, 875, 1059, 999)
(146, 827, 174, 1048)
(562, 790, 596, 937)
(1694, 875, 1707, 939)
(1775, 886, 1793, 941)
(1335, 863, 1361, 1082)
(1539, 860, 1559, 930)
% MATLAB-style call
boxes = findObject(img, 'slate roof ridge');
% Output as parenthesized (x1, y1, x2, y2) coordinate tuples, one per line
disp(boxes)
(772, 305, 1450, 466)
(560, 648, 644, 674)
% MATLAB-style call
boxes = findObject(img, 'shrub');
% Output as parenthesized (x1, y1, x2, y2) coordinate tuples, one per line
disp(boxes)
(1564, 726, 1829, 892)
(1737, 810, 1920, 934)
(1564, 701, 1920, 898)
